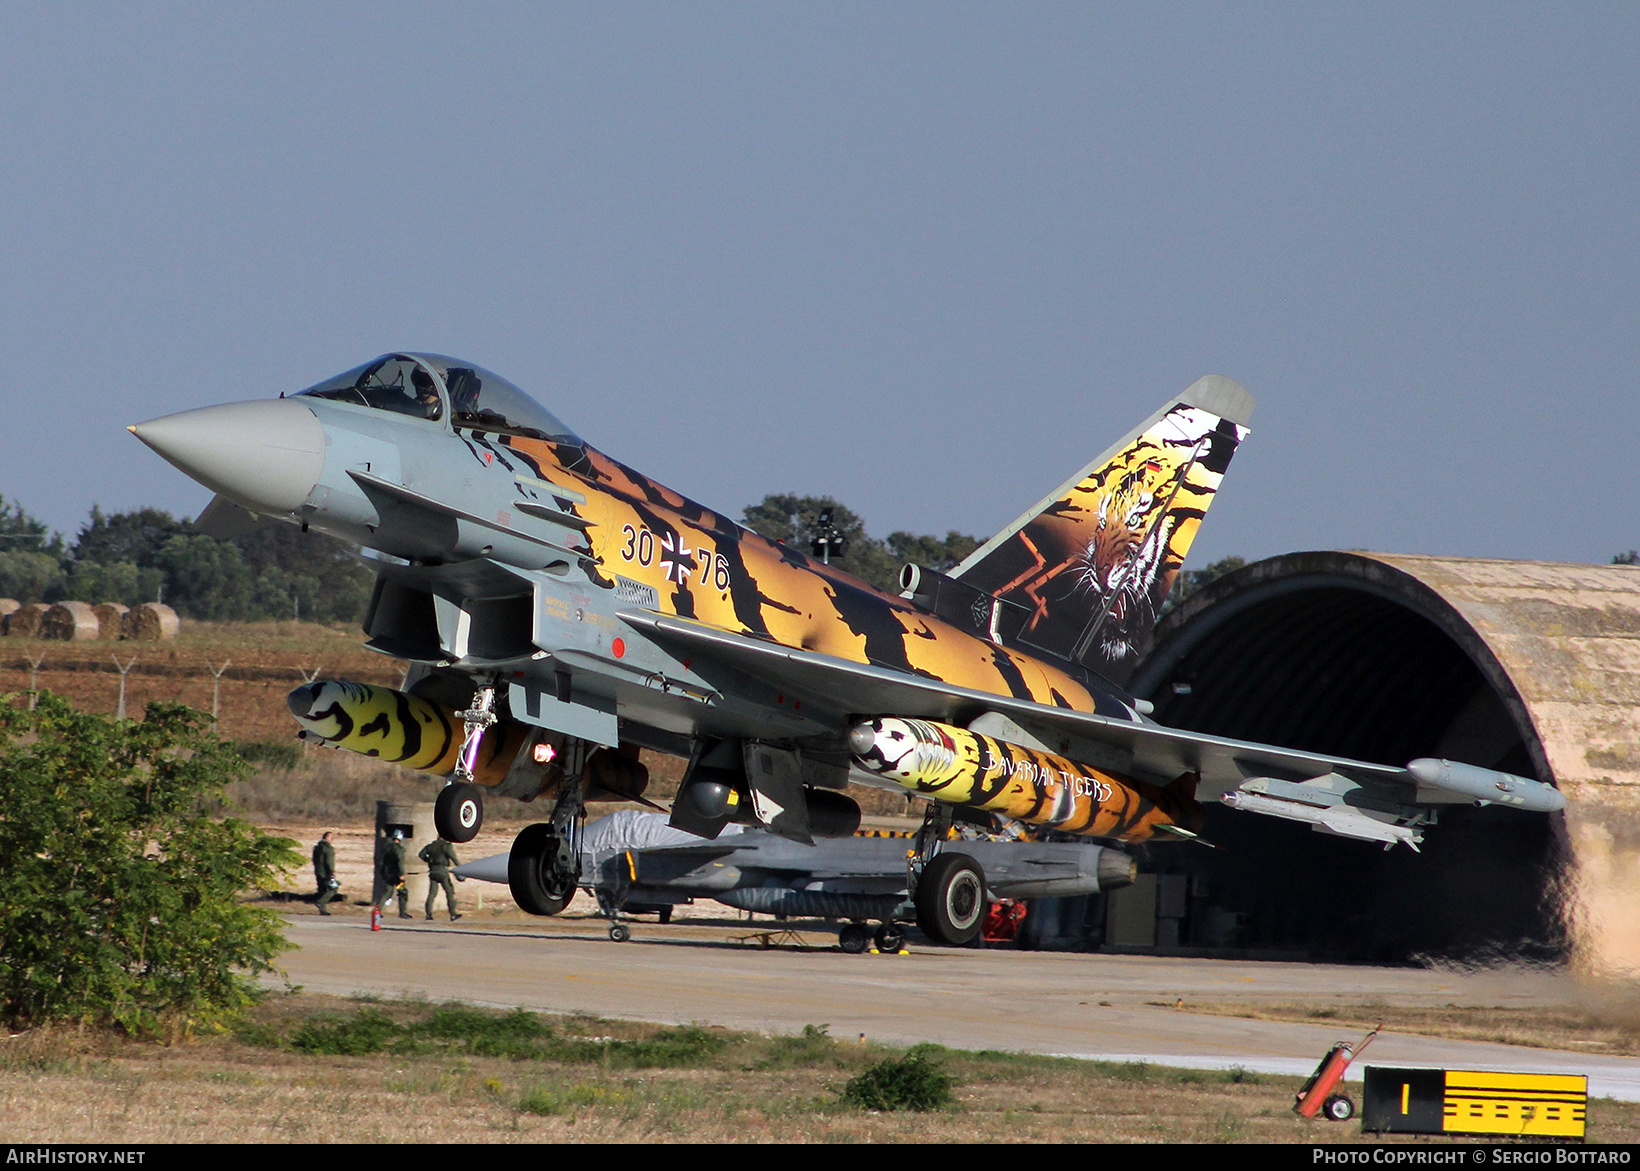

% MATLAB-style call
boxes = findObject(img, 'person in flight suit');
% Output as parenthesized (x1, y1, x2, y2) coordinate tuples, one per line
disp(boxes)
(376, 830, 412, 920)
(312, 830, 338, 915)
(419, 836, 463, 922)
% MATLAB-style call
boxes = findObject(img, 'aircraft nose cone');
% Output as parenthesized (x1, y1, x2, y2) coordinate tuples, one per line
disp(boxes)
(129, 399, 325, 515)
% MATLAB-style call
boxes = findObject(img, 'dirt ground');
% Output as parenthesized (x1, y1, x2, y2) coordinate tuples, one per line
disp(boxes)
(3, 994, 1635, 1144)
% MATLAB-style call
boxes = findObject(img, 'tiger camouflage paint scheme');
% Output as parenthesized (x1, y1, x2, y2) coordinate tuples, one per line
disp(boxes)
(282, 373, 1249, 840)
(135, 356, 1571, 864)
(486, 395, 1246, 711)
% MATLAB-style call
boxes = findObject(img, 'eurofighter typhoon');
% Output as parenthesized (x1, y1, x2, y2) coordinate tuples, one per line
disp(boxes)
(130, 354, 1564, 945)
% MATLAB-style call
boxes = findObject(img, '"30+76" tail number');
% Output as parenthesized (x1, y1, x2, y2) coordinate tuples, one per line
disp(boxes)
(620, 523, 731, 589)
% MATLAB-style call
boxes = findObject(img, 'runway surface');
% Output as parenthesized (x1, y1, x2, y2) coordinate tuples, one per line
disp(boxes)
(273, 914, 1640, 1101)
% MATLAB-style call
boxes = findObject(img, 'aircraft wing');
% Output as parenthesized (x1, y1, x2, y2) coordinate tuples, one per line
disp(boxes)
(621, 609, 1415, 795)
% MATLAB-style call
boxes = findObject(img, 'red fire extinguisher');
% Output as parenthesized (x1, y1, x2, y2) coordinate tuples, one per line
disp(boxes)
(1294, 1025, 1381, 1122)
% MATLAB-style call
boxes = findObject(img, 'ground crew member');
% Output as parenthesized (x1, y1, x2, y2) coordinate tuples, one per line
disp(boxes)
(420, 836, 463, 922)
(376, 830, 412, 920)
(313, 830, 338, 915)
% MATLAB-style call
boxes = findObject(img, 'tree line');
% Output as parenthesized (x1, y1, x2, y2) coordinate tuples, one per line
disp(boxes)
(0, 498, 372, 624)
(6, 490, 1629, 626)
(0, 492, 983, 624)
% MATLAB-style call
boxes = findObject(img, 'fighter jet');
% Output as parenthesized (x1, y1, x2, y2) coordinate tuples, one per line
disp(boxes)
(131, 353, 1565, 946)
(456, 809, 1138, 949)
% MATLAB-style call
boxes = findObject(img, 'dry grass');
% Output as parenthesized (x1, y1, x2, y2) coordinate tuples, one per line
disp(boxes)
(1172, 997, 1640, 1058)
(5, 994, 1633, 1144)
(226, 752, 447, 825)
(0, 619, 398, 743)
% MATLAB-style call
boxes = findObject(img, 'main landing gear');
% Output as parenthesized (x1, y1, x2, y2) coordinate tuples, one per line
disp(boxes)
(508, 747, 588, 917)
(435, 683, 497, 844)
(838, 921, 907, 954)
(907, 804, 987, 947)
(915, 852, 986, 946)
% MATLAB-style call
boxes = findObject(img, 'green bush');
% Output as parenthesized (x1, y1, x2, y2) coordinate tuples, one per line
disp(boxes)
(841, 1047, 957, 1112)
(289, 1008, 402, 1055)
(419, 1005, 553, 1059)
(0, 692, 299, 1034)
(601, 1024, 726, 1068)
(245, 1003, 727, 1069)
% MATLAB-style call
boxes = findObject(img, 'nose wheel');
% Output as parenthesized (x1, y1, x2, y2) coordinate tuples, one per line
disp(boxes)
(435, 782, 484, 843)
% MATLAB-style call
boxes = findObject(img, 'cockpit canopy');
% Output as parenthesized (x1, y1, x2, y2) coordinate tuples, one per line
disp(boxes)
(297, 353, 583, 447)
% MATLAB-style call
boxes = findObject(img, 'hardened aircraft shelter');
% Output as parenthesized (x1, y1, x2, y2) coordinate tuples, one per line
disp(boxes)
(1116, 552, 1640, 970)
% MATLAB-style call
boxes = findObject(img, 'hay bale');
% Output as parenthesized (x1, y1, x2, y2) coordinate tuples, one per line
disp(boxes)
(40, 601, 99, 641)
(123, 602, 179, 641)
(0, 600, 17, 622)
(92, 602, 129, 639)
(3, 603, 49, 638)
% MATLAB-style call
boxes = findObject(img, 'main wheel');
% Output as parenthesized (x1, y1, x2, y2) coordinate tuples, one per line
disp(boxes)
(873, 923, 906, 953)
(436, 782, 484, 843)
(508, 824, 575, 916)
(609, 923, 631, 943)
(915, 853, 986, 946)
(1323, 1094, 1355, 1122)
(838, 922, 872, 954)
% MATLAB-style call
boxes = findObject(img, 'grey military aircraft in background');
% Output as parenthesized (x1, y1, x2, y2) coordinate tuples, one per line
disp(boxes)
(457, 810, 1138, 947)
(131, 353, 1566, 946)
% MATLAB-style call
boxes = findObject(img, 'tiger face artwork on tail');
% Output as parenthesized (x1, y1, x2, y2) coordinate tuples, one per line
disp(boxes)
(954, 392, 1250, 685)
(1073, 456, 1171, 664)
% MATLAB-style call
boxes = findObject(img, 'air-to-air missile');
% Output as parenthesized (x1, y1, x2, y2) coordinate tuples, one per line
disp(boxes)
(848, 716, 1203, 843)
(1405, 757, 1566, 812)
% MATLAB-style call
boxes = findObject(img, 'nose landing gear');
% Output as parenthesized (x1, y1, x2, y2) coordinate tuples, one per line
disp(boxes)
(436, 683, 498, 843)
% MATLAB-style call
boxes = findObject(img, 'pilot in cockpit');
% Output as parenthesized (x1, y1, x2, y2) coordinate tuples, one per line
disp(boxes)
(412, 367, 441, 419)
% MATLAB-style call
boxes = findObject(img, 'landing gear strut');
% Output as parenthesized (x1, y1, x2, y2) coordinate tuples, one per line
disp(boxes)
(437, 683, 497, 843)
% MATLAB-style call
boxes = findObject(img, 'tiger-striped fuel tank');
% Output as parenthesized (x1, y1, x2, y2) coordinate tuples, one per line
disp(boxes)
(848, 716, 1202, 842)
(286, 679, 528, 785)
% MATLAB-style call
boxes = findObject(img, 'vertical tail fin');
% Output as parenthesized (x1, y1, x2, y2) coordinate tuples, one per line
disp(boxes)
(952, 375, 1253, 686)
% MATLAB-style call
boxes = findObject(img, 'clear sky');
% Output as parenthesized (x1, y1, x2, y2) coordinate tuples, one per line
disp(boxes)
(2, 4, 1635, 564)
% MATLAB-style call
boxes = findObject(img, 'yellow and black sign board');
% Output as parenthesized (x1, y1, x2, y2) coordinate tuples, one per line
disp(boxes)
(1363, 1066, 1586, 1138)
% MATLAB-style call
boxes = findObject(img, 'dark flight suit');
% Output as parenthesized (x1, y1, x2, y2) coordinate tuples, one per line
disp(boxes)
(376, 838, 411, 918)
(312, 836, 338, 914)
(420, 838, 462, 921)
